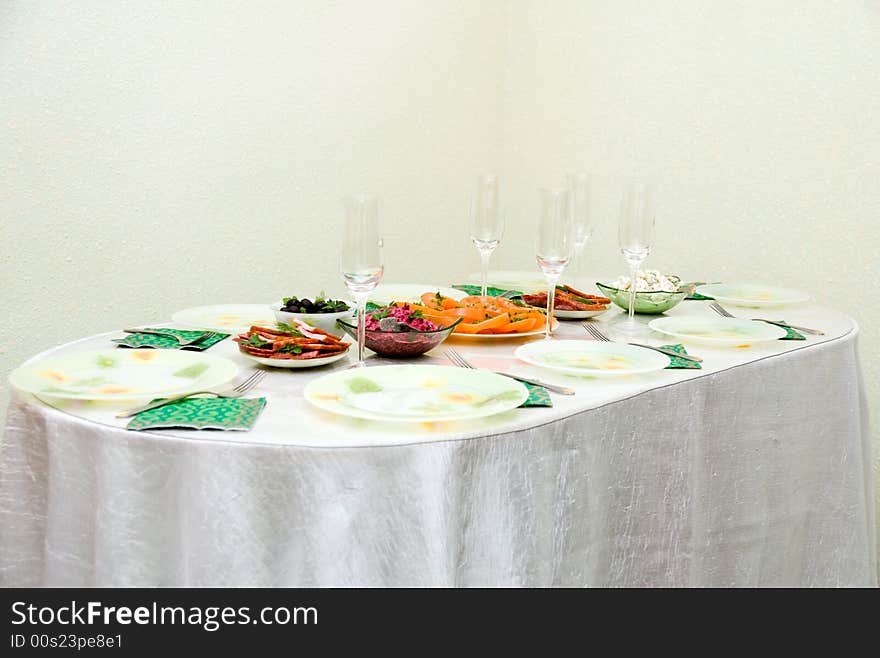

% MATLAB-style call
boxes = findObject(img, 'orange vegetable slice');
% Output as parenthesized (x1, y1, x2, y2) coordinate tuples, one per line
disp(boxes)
(456, 312, 509, 334)
(420, 292, 460, 310)
(508, 317, 538, 333)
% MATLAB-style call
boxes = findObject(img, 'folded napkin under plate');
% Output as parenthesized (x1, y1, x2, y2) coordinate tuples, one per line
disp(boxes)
(452, 284, 523, 298)
(126, 397, 267, 431)
(113, 328, 229, 351)
(661, 344, 702, 369)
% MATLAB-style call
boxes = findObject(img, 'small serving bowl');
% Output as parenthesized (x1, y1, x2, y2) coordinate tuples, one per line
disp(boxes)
(336, 318, 462, 358)
(595, 282, 687, 315)
(273, 300, 356, 334)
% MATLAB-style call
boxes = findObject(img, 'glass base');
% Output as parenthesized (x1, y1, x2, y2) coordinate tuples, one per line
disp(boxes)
(608, 313, 649, 339)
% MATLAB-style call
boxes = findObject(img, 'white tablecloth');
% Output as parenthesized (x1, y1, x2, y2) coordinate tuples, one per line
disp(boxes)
(0, 302, 875, 586)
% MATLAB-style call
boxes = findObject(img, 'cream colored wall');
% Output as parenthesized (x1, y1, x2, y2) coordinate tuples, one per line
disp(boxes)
(498, 0, 880, 571)
(2, 0, 877, 571)
(0, 0, 506, 416)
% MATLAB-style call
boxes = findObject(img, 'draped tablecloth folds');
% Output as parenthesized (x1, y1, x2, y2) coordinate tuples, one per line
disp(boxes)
(0, 302, 874, 586)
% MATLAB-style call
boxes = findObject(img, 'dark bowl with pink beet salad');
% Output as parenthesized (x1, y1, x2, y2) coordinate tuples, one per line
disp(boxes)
(336, 304, 462, 358)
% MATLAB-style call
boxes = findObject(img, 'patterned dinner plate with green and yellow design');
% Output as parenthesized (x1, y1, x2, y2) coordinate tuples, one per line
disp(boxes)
(515, 340, 670, 378)
(695, 283, 809, 308)
(303, 364, 528, 422)
(172, 304, 275, 334)
(9, 349, 239, 401)
(648, 316, 788, 346)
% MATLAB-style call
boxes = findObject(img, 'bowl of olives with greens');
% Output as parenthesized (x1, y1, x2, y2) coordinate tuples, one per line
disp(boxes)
(273, 293, 355, 334)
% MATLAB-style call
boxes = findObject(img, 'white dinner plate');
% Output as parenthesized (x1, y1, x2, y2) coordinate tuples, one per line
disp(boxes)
(648, 316, 788, 346)
(172, 304, 275, 334)
(9, 349, 239, 401)
(554, 307, 608, 320)
(695, 283, 809, 308)
(304, 364, 528, 423)
(239, 350, 349, 369)
(515, 340, 670, 377)
(368, 284, 466, 306)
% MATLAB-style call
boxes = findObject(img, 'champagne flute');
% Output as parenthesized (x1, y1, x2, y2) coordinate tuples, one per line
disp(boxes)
(340, 194, 384, 367)
(535, 188, 574, 339)
(567, 172, 595, 287)
(469, 174, 503, 297)
(616, 182, 656, 335)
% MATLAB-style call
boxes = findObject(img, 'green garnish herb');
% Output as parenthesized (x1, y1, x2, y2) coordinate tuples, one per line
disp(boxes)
(274, 322, 303, 336)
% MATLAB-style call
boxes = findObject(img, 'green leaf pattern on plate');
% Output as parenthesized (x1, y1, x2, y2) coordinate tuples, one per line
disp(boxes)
(173, 362, 210, 379)
(348, 377, 383, 393)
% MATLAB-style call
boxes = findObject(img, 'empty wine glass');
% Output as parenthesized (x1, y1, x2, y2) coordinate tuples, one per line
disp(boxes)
(535, 188, 574, 339)
(469, 174, 503, 296)
(340, 194, 384, 366)
(616, 182, 656, 335)
(567, 172, 595, 287)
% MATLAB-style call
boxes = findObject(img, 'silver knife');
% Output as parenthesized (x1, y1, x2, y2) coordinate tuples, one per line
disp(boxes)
(628, 343, 703, 363)
(754, 319, 825, 336)
(494, 372, 575, 395)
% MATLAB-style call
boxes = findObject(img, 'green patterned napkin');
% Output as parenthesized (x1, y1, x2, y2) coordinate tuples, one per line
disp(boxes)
(681, 282, 714, 300)
(661, 344, 702, 369)
(453, 284, 523, 298)
(126, 397, 266, 431)
(686, 291, 714, 300)
(774, 323, 806, 340)
(114, 328, 229, 351)
(520, 381, 552, 407)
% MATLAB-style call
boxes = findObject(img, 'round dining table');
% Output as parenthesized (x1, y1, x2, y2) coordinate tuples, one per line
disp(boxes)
(0, 299, 875, 587)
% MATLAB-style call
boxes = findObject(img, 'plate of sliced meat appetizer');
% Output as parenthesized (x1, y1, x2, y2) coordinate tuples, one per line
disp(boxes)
(234, 320, 351, 368)
(520, 284, 611, 319)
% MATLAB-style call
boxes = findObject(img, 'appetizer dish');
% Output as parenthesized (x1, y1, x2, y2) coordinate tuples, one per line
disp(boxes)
(597, 270, 687, 315)
(521, 284, 610, 319)
(610, 270, 681, 293)
(273, 292, 355, 333)
(388, 292, 554, 337)
(235, 320, 350, 368)
(279, 294, 349, 314)
(336, 304, 461, 358)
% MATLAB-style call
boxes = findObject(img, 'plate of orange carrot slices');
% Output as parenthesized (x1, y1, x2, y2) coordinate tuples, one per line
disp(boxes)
(388, 292, 557, 338)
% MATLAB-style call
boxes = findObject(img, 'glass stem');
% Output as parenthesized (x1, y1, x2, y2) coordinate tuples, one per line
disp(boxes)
(354, 292, 368, 366)
(479, 249, 491, 297)
(627, 264, 639, 324)
(545, 276, 559, 339)
(576, 244, 585, 287)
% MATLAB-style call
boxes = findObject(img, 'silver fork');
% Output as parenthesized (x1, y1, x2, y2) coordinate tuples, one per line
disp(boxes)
(708, 301, 736, 318)
(708, 302, 824, 335)
(124, 328, 218, 346)
(582, 321, 703, 363)
(116, 370, 267, 418)
(444, 347, 575, 396)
